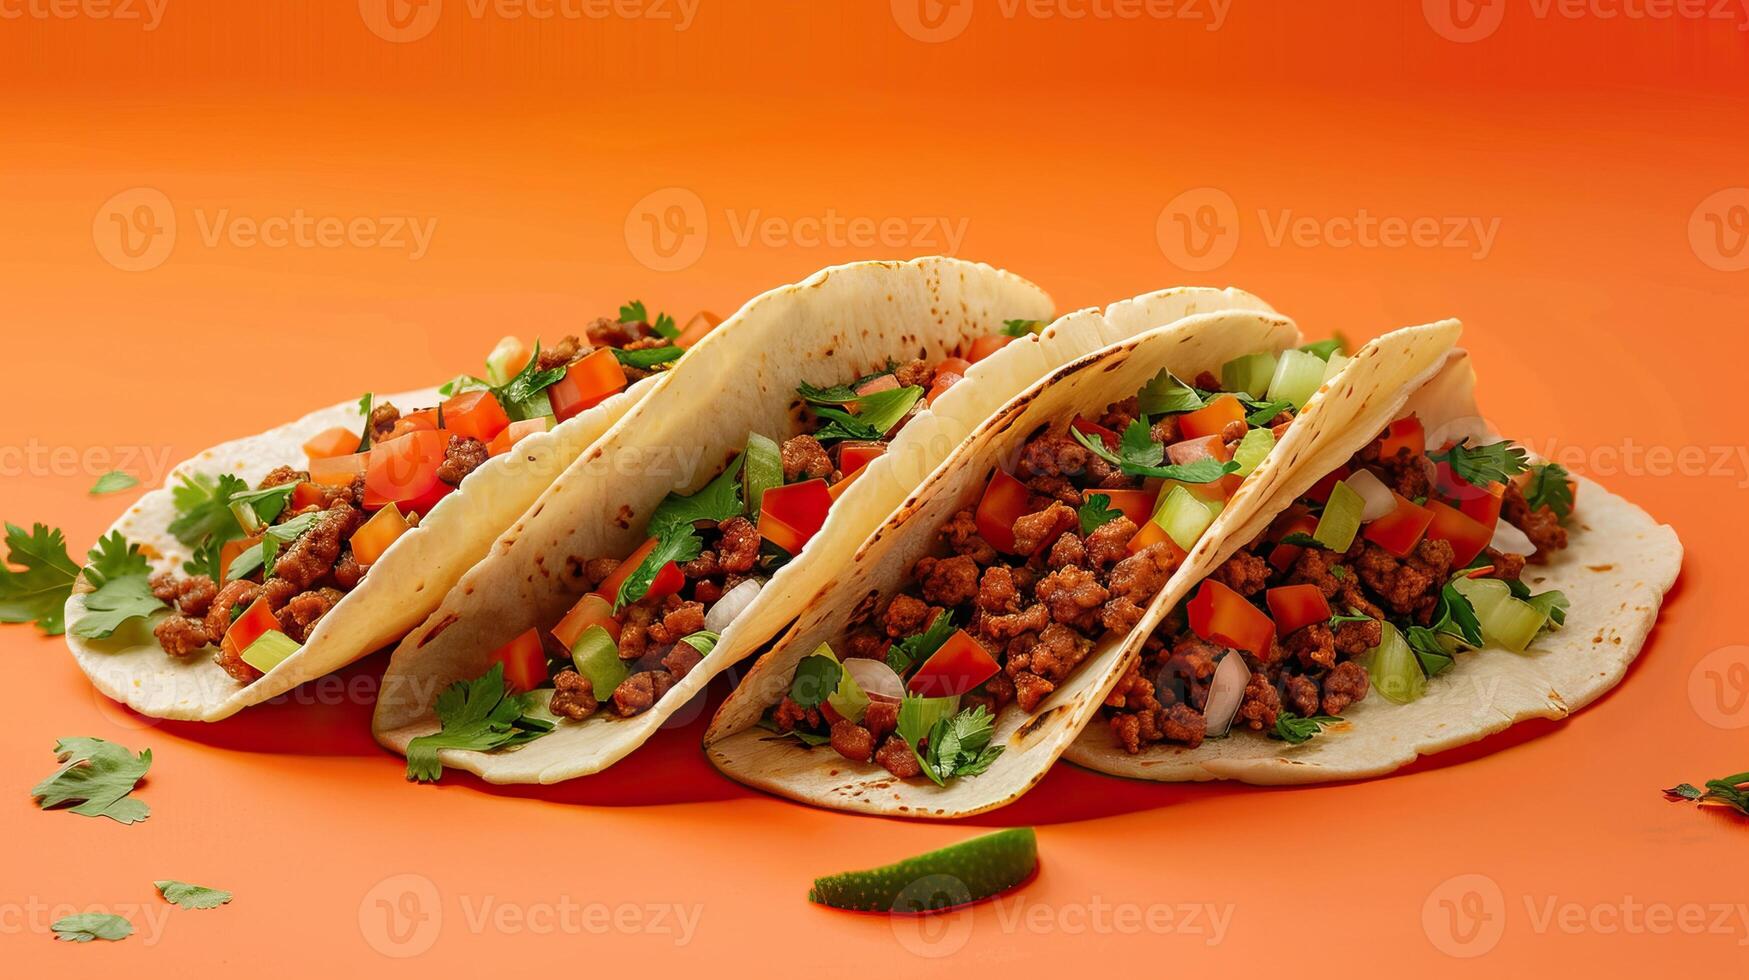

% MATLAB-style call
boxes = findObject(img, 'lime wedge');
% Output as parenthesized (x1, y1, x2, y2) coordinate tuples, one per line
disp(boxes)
(808, 828, 1038, 912)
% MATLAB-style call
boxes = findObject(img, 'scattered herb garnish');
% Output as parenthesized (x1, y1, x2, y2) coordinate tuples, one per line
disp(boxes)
(1136, 369, 1209, 416)
(1429, 438, 1530, 488)
(0, 523, 81, 635)
(1070, 422, 1238, 484)
(914, 704, 1005, 785)
(70, 532, 166, 640)
(155, 880, 233, 910)
(620, 300, 678, 340)
(809, 386, 923, 444)
(616, 456, 747, 610)
(1404, 626, 1456, 677)
(1272, 711, 1341, 745)
(89, 471, 140, 495)
(52, 913, 132, 943)
(1278, 531, 1327, 550)
(167, 474, 251, 547)
(355, 393, 375, 451)
(405, 664, 555, 782)
(31, 737, 152, 824)
(491, 342, 569, 421)
(1524, 462, 1574, 521)
(1664, 772, 1749, 816)
(221, 512, 321, 583)
(1078, 494, 1122, 535)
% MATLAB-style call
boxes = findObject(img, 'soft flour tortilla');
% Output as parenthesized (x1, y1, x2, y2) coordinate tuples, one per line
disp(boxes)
(704, 307, 1461, 818)
(372, 273, 1282, 784)
(1063, 350, 1682, 783)
(65, 369, 655, 722)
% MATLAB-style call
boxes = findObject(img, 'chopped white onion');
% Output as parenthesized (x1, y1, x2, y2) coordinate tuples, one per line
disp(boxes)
(703, 578, 763, 634)
(1346, 468, 1397, 522)
(843, 657, 906, 703)
(1202, 651, 1253, 738)
(1489, 519, 1537, 557)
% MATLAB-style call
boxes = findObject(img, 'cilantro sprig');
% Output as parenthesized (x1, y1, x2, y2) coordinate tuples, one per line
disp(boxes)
(1272, 711, 1340, 745)
(614, 455, 747, 611)
(1429, 438, 1529, 488)
(405, 664, 555, 782)
(155, 880, 233, 910)
(900, 701, 1004, 785)
(1078, 494, 1122, 535)
(0, 523, 82, 635)
(31, 737, 152, 824)
(1524, 462, 1574, 521)
(789, 653, 842, 710)
(1664, 772, 1749, 817)
(620, 299, 678, 340)
(1070, 421, 1238, 484)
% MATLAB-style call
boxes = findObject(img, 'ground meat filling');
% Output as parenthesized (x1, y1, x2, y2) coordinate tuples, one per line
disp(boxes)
(436, 435, 489, 486)
(1102, 428, 1573, 752)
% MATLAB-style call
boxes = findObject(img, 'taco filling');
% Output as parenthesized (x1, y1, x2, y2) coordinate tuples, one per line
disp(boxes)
(145, 304, 713, 684)
(480, 322, 1045, 726)
(752, 341, 1350, 784)
(1100, 413, 1575, 752)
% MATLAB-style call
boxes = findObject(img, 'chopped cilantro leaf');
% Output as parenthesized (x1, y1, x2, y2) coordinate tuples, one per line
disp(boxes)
(155, 880, 232, 910)
(1272, 711, 1340, 745)
(31, 737, 152, 824)
(810, 386, 923, 444)
(647, 455, 745, 539)
(167, 474, 251, 547)
(920, 705, 1004, 783)
(1404, 626, 1456, 677)
(1000, 318, 1043, 337)
(1526, 589, 1570, 629)
(1243, 400, 1294, 426)
(1434, 577, 1485, 648)
(613, 526, 704, 611)
(1524, 463, 1574, 521)
(1078, 494, 1122, 535)
(0, 522, 81, 635)
(887, 610, 955, 675)
(1278, 531, 1327, 549)
(1429, 438, 1530, 488)
(52, 913, 132, 943)
(89, 471, 139, 495)
(1136, 369, 1207, 416)
(356, 393, 375, 451)
(612, 345, 685, 370)
(405, 664, 555, 782)
(1070, 426, 1238, 484)
(221, 513, 321, 583)
(492, 342, 568, 421)
(789, 654, 842, 709)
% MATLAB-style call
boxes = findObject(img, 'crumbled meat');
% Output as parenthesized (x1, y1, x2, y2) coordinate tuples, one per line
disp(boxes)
(1150, 415, 1179, 445)
(976, 566, 1020, 614)
(1084, 516, 1138, 569)
(1098, 397, 1140, 433)
(1047, 532, 1086, 568)
(1484, 548, 1527, 581)
(1234, 671, 1281, 732)
(1322, 660, 1370, 715)
(1334, 617, 1382, 656)
(648, 599, 706, 646)
(437, 435, 489, 487)
(1193, 371, 1220, 390)
(273, 505, 360, 591)
(1210, 550, 1271, 597)
(153, 615, 213, 657)
(781, 435, 833, 482)
(661, 642, 703, 679)
(1501, 482, 1567, 558)
(894, 359, 933, 388)
(1354, 539, 1454, 620)
(681, 550, 721, 580)
(1010, 670, 1055, 713)
(259, 465, 307, 489)
(537, 334, 585, 370)
(278, 588, 343, 643)
(875, 736, 922, 778)
(1034, 565, 1108, 632)
(583, 558, 621, 591)
(616, 604, 656, 662)
(586, 316, 640, 348)
(940, 509, 998, 564)
(204, 579, 260, 639)
(549, 669, 599, 720)
(1162, 703, 1207, 747)
(1006, 623, 1091, 711)
(915, 555, 980, 607)
(716, 516, 760, 572)
(1101, 542, 1179, 632)
(843, 628, 887, 661)
(882, 594, 933, 638)
(864, 698, 899, 742)
(332, 553, 364, 590)
(1284, 622, 1336, 669)
(772, 696, 820, 732)
(612, 670, 675, 716)
(368, 402, 401, 439)
(1011, 501, 1077, 555)
(829, 720, 875, 763)
(1284, 673, 1321, 716)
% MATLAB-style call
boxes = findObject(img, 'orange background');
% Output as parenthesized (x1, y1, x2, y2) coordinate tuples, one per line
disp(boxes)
(3, 1, 1746, 972)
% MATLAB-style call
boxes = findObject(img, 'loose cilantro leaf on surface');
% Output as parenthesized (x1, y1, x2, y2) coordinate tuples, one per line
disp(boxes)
(789, 654, 842, 709)
(52, 913, 133, 943)
(31, 737, 152, 824)
(1272, 711, 1340, 745)
(1078, 494, 1122, 535)
(155, 880, 233, 910)
(1429, 438, 1529, 488)
(89, 471, 139, 495)
(1299, 335, 1349, 361)
(613, 526, 704, 611)
(1243, 400, 1294, 426)
(405, 664, 555, 783)
(1070, 426, 1238, 484)
(1000, 318, 1043, 337)
(167, 474, 250, 547)
(620, 299, 650, 324)
(920, 705, 1004, 782)
(1663, 772, 1749, 816)
(611, 345, 685, 370)
(887, 610, 955, 675)
(1136, 369, 1207, 416)
(647, 455, 745, 538)
(1524, 462, 1574, 521)
(0, 523, 81, 635)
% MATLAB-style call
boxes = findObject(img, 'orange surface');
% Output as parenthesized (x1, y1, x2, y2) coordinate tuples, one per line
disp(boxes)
(3, 2, 1747, 972)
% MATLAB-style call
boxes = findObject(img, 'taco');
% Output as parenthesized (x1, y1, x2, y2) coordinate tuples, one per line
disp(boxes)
(702, 304, 1461, 818)
(65, 301, 728, 721)
(1063, 348, 1681, 783)
(370, 262, 1277, 784)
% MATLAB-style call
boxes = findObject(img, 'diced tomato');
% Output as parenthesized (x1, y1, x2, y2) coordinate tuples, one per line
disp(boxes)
(758, 479, 833, 555)
(1364, 492, 1436, 557)
(907, 629, 1001, 698)
(1125, 517, 1190, 562)
(384, 408, 439, 442)
(675, 311, 721, 349)
(1186, 580, 1275, 659)
(349, 503, 410, 567)
(1178, 394, 1246, 442)
(925, 371, 963, 404)
(364, 429, 453, 515)
(218, 534, 262, 584)
(487, 416, 552, 457)
(1424, 499, 1491, 566)
(975, 469, 1032, 554)
(290, 482, 326, 511)
(1098, 488, 1159, 527)
(935, 356, 972, 377)
(965, 334, 1014, 363)
(487, 628, 549, 694)
(552, 593, 621, 649)
(309, 452, 369, 487)
(1436, 463, 1506, 529)
(1305, 464, 1351, 504)
(837, 441, 887, 478)
(596, 537, 685, 606)
(1266, 510, 1320, 572)
(1071, 418, 1121, 450)
(1266, 584, 1332, 636)
(220, 597, 281, 664)
(548, 348, 628, 422)
(1377, 416, 1425, 460)
(855, 374, 899, 397)
(827, 466, 863, 503)
(1166, 436, 1241, 498)
(441, 390, 511, 444)
(302, 426, 359, 461)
